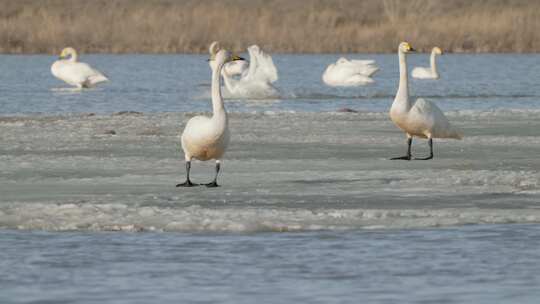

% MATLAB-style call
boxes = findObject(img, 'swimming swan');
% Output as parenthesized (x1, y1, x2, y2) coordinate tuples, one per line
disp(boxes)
(177, 49, 243, 187)
(411, 47, 443, 79)
(51, 47, 108, 88)
(209, 42, 279, 98)
(390, 42, 462, 160)
(322, 57, 379, 86)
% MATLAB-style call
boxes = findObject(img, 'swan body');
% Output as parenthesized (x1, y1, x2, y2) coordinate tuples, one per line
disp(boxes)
(51, 47, 108, 88)
(209, 42, 279, 98)
(390, 42, 462, 160)
(411, 47, 442, 79)
(178, 49, 239, 187)
(322, 57, 379, 86)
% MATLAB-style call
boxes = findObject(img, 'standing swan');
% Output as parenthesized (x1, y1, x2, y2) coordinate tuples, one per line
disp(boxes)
(390, 42, 462, 160)
(177, 49, 243, 187)
(51, 47, 108, 88)
(411, 47, 443, 79)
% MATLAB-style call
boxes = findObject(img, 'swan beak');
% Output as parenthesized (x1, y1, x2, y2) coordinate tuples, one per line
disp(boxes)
(232, 55, 245, 61)
(409, 47, 416, 52)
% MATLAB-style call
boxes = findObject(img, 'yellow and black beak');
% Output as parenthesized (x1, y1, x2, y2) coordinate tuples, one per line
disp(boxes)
(409, 47, 416, 52)
(232, 55, 245, 61)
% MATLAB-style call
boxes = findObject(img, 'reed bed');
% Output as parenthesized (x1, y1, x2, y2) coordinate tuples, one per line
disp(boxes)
(1, 0, 539, 54)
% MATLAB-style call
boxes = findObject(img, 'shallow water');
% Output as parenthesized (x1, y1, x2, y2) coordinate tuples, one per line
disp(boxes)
(1, 53, 540, 114)
(2, 225, 540, 304)
(1, 54, 540, 302)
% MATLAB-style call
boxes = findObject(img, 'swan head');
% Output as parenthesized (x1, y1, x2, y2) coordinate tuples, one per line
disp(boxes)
(207, 41, 244, 61)
(214, 49, 245, 66)
(398, 42, 415, 53)
(433, 47, 443, 55)
(59, 47, 77, 60)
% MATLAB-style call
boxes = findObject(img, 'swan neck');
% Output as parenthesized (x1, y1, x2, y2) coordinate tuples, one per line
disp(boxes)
(70, 50, 78, 62)
(430, 51, 438, 76)
(396, 50, 410, 109)
(211, 61, 226, 117)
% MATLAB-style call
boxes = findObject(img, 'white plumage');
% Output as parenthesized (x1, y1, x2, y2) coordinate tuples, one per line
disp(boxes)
(177, 49, 237, 187)
(208, 41, 249, 77)
(411, 47, 443, 79)
(51, 47, 108, 88)
(209, 42, 279, 98)
(390, 42, 462, 160)
(322, 57, 379, 86)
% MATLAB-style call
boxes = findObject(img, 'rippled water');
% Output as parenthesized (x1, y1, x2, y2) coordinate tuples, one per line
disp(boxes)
(1, 53, 539, 114)
(1, 54, 540, 303)
(2, 225, 540, 304)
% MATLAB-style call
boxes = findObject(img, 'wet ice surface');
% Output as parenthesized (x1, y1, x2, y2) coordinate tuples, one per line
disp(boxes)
(1, 110, 540, 231)
(2, 225, 540, 304)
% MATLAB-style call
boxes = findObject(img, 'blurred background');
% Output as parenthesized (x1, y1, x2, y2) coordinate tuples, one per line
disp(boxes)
(1, 0, 539, 54)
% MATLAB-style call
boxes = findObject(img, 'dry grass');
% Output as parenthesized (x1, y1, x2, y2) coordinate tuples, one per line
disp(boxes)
(1, 0, 539, 54)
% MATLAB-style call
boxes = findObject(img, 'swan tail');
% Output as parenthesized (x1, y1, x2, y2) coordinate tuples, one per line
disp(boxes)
(363, 65, 379, 77)
(88, 73, 109, 85)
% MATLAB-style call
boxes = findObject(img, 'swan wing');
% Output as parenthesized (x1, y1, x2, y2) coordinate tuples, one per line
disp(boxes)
(345, 74, 374, 85)
(181, 115, 229, 160)
(336, 57, 375, 66)
(349, 59, 376, 66)
(323, 63, 374, 86)
(245, 45, 278, 83)
(333, 57, 379, 77)
(223, 60, 249, 77)
(411, 67, 434, 79)
(52, 61, 108, 86)
(411, 98, 462, 139)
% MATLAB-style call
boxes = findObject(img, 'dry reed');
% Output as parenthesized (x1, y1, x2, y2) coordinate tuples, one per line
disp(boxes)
(0, 0, 539, 54)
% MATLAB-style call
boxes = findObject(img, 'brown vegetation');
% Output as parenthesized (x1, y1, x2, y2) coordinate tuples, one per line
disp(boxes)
(1, 0, 539, 54)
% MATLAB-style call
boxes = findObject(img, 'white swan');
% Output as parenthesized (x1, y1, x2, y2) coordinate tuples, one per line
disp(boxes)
(322, 57, 379, 86)
(208, 41, 248, 77)
(51, 47, 108, 88)
(209, 42, 279, 98)
(411, 47, 443, 79)
(390, 42, 462, 160)
(177, 49, 240, 187)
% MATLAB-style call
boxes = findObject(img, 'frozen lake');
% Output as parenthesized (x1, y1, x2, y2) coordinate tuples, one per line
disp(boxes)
(1, 53, 540, 302)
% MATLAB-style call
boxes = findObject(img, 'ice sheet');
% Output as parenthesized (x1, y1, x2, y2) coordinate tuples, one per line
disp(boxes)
(2, 110, 540, 231)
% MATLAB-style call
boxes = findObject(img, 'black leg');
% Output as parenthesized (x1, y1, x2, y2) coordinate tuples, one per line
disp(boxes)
(176, 161, 197, 187)
(205, 162, 221, 188)
(414, 138, 434, 160)
(391, 137, 412, 160)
